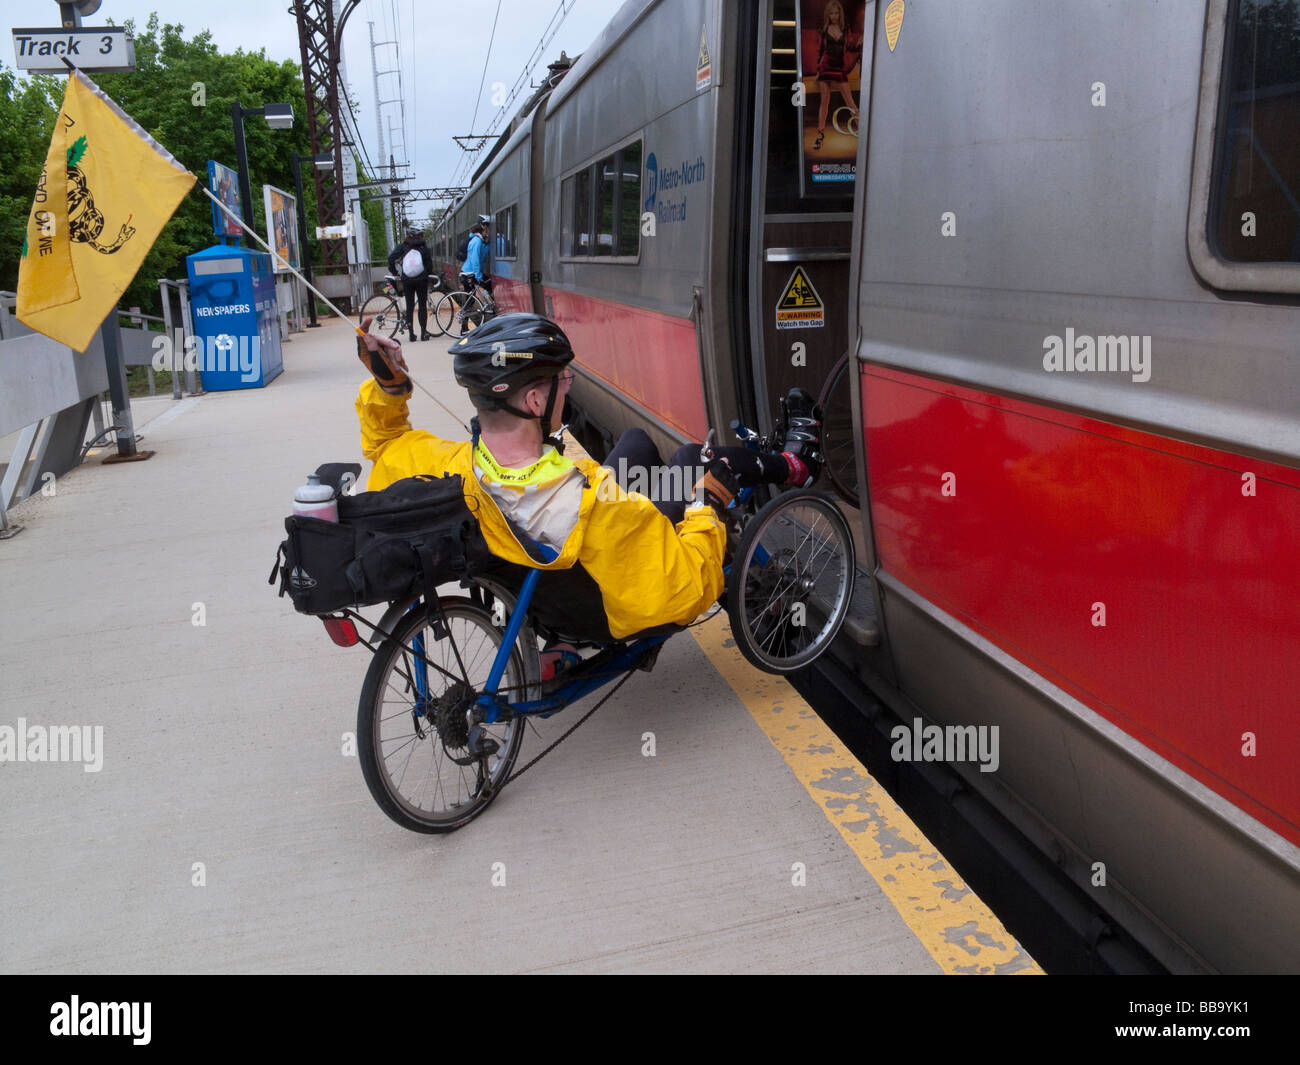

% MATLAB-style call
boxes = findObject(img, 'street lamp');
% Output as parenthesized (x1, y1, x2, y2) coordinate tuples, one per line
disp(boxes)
(293, 150, 333, 327)
(230, 100, 294, 245)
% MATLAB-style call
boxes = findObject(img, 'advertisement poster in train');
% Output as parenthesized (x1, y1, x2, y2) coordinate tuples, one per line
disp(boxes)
(207, 160, 245, 239)
(262, 185, 301, 273)
(796, 0, 865, 197)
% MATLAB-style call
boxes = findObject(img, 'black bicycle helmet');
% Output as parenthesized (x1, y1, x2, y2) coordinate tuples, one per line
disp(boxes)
(452, 313, 574, 445)
(452, 313, 573, 406)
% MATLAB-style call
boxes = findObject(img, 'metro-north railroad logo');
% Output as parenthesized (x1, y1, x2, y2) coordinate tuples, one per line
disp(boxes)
(643, 151, 705, 224)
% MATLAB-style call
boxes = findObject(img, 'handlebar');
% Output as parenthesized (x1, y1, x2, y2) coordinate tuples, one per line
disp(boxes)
(730, 419, 764, 449)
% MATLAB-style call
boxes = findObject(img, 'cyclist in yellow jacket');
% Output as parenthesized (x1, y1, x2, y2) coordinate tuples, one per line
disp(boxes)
(354, 313, 821, 642)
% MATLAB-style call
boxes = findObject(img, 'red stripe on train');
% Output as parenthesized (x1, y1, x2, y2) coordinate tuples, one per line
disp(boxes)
(862, 362, 1300, 845)
(491, 276, 530, 314)
(539, 286, 708, 441)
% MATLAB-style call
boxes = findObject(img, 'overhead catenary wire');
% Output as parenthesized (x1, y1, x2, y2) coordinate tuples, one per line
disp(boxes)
(444, 0, 578, 196)
(469, 0, 504, 142)
(445, 0, 503, 191)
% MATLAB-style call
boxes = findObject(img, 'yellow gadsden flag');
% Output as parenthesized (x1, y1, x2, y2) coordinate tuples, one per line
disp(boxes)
(17, 69, 195, 352)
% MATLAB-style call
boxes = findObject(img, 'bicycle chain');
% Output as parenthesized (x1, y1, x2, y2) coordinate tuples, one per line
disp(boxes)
(486, 668, 638, 793)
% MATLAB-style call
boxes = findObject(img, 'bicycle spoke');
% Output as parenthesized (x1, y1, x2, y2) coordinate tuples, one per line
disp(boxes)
(730, 494, 854, 672)
(361, 599, 533, 831)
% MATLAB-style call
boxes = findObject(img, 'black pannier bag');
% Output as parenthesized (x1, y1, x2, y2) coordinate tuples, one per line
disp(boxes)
(270, 470, 491, 615)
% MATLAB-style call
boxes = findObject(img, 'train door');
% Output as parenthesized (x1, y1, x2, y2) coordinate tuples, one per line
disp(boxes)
(749, 0, 868, 454)
(745, 0, 881, 651)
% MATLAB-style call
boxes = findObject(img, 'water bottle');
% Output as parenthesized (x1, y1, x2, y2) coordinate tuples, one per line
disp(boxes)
(293, 473, 338, 522)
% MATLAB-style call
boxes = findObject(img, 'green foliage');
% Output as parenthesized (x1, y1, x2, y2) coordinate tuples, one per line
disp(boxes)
(0, 67, 62, 284)
(0, 13, 323, 315)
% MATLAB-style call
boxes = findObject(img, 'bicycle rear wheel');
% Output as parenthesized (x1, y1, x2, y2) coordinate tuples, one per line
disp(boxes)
(435, 291, 486, 338)
(358, 295, 403, 339)
(817, 352, 860, 508)
(356, 596, 536, 833)
(725, 490, 855, 674)
(422, 282, 448, 337)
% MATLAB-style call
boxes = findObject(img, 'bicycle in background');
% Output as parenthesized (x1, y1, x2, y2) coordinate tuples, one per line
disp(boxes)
(434, 278, 497, 338)
(358, 274, 445, 339)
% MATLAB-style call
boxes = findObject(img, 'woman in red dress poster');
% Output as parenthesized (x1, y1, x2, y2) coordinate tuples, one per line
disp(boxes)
(813, 0, 861, 150)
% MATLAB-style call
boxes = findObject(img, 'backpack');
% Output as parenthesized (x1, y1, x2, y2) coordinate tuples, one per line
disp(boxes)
(270, 470, 491, 615)
(457, 235, 471, 262)
(401, 247, 424, 278)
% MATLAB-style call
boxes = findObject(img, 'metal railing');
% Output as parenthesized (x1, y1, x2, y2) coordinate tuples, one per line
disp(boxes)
(0, 282, 197, 530)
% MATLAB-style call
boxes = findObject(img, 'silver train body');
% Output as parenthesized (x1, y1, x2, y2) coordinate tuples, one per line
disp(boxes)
(432, 0, 1300, 972)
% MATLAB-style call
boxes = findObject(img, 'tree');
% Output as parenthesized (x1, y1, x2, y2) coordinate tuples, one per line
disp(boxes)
(1, 14, 320, 316)
(92, 15, 315, 314)
(0, 68, 62, 295)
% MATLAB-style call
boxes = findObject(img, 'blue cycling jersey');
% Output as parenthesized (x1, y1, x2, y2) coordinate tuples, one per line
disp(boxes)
(461, 234, 488, 280)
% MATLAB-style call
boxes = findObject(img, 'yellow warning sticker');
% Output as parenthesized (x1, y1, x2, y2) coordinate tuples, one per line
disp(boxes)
(696, 25, 712, 90)
(776, 266, 825, 330)
(885, 0, 905, 52)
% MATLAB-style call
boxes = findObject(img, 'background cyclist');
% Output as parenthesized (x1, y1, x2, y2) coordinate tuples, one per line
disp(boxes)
(459, 216, 494, 310)
(386, 225, 435, 342)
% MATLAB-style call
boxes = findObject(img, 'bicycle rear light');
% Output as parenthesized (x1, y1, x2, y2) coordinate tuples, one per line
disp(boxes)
(321, 616, 360, 647)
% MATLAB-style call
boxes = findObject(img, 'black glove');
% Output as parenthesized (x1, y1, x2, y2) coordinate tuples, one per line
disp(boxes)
(356, 317, 412, 395)
(692, 458, 740, 515)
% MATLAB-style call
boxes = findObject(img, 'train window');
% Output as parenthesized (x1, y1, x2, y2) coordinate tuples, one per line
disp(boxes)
(595, 154, 617, 257)
(560, 139, 643, 260)
(495, 204, 518, 259)
(618, 141, 642, 256)
(560, 177, 574, 257)
(1210, 0, 1300, 265)
(574, 169, 592, 254)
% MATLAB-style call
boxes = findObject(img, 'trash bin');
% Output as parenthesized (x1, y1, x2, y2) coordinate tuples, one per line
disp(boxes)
(185, 245, 284, 390)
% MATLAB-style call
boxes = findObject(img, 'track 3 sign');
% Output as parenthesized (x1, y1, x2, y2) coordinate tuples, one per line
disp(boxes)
(12, 27, 136, 74)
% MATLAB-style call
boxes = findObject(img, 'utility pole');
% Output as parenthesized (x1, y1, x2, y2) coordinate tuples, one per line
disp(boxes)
(368, 21, 395, 245)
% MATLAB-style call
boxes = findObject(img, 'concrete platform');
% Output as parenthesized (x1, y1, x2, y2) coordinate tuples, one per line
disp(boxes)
(0, 318, 1038, 974)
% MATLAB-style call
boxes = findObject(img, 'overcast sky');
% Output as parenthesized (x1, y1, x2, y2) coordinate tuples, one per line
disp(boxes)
(3, 0, 628, 216)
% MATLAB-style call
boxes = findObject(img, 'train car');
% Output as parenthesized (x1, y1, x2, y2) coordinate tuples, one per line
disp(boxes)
(433, 0, 1300, 972)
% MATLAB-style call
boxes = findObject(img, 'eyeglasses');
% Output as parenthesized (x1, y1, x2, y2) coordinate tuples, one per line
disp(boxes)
(555, 371, 575, 383)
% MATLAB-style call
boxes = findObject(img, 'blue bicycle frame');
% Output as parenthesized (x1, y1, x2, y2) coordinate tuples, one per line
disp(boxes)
(409, 483, 768, 727)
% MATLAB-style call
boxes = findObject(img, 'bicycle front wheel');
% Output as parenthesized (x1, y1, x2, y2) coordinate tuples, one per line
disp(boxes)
(356, 597, 535, 833)
(358, 295, 402, 339)
(434, 291, 485, 338)
(725, 490, 856, 674)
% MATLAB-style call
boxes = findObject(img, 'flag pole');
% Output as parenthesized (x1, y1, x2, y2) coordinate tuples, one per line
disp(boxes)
(199, 186, 469, 432)
(52, 57, 150, 462)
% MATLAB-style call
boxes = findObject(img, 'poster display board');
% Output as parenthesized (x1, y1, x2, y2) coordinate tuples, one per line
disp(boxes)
(796, 0, 867, 197)
(207, 160, 245, 238)
(262, 184, 301, 273)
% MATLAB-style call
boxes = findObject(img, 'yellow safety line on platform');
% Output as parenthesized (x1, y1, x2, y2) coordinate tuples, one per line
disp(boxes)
(690, 611, 1043, 975)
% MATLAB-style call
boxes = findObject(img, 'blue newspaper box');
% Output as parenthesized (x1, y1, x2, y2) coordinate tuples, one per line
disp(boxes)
(185, 245, 284, 390)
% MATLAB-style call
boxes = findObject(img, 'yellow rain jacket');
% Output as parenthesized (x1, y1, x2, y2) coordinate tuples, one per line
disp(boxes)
(356, 379, 726, 638)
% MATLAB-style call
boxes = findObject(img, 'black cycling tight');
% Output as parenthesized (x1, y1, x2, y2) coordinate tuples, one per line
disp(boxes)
(603, 427, 788, 525)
